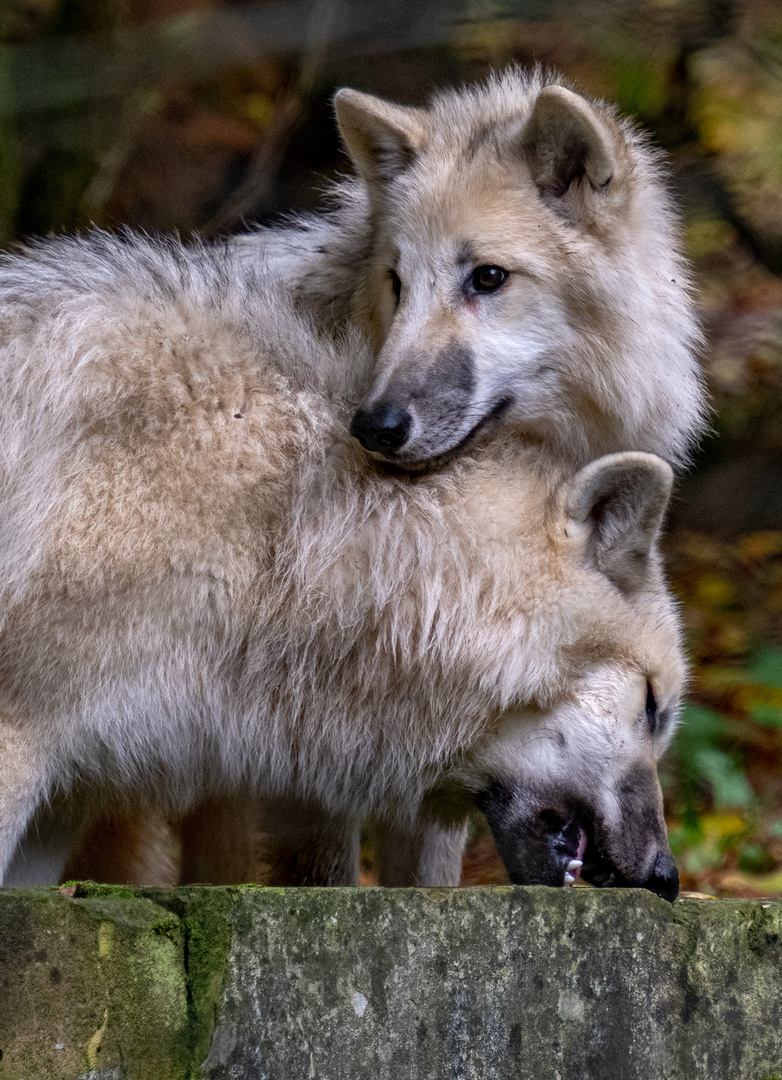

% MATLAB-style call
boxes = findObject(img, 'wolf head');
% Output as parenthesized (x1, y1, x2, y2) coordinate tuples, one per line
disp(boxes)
(336, 70, 705, 470)
(447, 451, 684, 899)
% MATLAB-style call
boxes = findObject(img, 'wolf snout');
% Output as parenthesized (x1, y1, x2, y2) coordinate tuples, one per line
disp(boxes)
(479, 778, 681, 901)
(642, 849, 679, 902)
(584, 844, 680, 902)
(350, 402, 412, 455)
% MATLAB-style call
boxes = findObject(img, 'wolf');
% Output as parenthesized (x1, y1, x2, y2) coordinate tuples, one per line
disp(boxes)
(176, 66, 705, 888)
(0, 232, 683, 898)
(238, 67, 706, 471)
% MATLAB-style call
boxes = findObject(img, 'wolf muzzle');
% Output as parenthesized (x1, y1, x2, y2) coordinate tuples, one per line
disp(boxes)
(478, 781, 680, 901)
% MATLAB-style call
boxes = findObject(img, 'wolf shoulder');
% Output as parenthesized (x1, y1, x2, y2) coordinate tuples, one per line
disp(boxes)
(0, 234, 346, 590)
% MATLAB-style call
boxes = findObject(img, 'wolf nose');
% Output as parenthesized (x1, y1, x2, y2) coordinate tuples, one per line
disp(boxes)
(350, 404, 411, 455)
(644, 850, 679, 902)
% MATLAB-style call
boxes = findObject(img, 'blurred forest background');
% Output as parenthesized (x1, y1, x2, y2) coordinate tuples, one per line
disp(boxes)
(2, 0, 782, 897)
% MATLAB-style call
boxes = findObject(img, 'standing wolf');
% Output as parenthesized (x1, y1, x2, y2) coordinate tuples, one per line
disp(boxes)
(0, 234, 683, 899)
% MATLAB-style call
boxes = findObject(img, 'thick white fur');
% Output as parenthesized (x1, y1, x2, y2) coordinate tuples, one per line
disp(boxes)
(237, 67, 706, 468)
(0, 233, 684, 886)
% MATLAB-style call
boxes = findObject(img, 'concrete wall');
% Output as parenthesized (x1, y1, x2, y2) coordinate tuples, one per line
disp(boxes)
(0, 885, 780, 1079)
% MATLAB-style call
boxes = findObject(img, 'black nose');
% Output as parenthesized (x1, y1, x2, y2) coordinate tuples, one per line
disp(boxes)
(644, 850, 679, 902)
(350, 403, 412, 455)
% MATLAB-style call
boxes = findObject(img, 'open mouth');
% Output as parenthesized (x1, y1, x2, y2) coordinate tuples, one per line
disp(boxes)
(545, 807, 620, 889)
(380, 396, 513, 474)
(564, 827, 588, 885)
(535, 806, 591, 888)
(544, 809, 679, 900)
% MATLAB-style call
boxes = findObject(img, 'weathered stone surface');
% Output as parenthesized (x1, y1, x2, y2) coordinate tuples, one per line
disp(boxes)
(0, 887, 190, 1080)
(202, 887, 782, 1080)
(1, 885, 781, 1080)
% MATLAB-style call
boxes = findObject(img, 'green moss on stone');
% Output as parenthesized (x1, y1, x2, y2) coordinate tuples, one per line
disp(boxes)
(154, 888, 235, 1072)
(0, 889, 191, 1080)
(58, 880, 139, 900)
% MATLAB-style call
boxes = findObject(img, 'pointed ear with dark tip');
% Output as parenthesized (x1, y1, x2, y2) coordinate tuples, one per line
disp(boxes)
(334, 88, 427, 188)
(522, 85, 619, 202)
(565, 452, 673, 593)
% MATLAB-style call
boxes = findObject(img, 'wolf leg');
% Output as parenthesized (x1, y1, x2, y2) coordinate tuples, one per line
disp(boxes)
(57, 795, 359, 887)
(178, 794, 360, 886)
(0, 726, 54, 886)
(258, 797, 361, 886)
(373, 816, 468, 886)
(179, 794, 258, 885)
(3, 794, 87, 886)
(63, 808, 178, 887)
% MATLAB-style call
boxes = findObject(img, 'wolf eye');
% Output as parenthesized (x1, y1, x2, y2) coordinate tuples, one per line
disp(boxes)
(388, 269, 402, 305)
(469, 265, 509, 294)
(645, 682, 658, 733)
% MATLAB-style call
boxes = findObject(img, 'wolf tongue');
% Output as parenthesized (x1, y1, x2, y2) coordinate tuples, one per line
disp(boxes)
(563, 827, 588, 886)
(576, 826, 588, 863)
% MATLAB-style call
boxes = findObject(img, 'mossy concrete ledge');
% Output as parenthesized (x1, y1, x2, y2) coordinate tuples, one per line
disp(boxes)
(0, 887, 781, 1080)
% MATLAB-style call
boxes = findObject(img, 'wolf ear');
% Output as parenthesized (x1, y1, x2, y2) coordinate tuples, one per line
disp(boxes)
(521, 85, 619, 206)
(334, 89, 426, 188)
(565, 452, 673, 593)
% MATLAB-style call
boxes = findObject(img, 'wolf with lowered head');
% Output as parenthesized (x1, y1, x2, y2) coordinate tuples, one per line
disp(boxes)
(0, 234, 684, 898)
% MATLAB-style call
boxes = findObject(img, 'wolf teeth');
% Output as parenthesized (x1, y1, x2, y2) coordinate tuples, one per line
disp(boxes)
(567, 859, 583, 873)
(564, 872, 576, 885)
